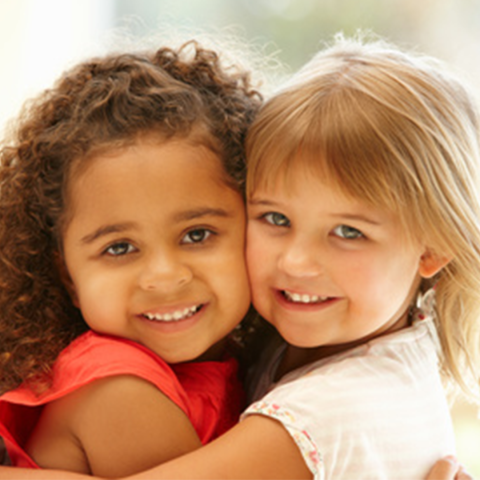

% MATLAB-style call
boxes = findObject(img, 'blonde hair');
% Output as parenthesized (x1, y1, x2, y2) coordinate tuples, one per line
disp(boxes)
(246, 34, 480, 401)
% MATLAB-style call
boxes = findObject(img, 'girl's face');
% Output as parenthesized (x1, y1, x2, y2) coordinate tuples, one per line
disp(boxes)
(61, 137, 251, 363)
(246, 163, 441, 352)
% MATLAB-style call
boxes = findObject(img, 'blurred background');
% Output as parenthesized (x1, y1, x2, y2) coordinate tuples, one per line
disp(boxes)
(0, 0, 479, 476)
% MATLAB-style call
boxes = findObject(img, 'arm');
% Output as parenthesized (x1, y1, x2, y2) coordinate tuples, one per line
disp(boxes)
(125, 414, 313, 480)
(0, 416, 471, 480)
(0, 415, 312, 480)
(26, 375, 201, 477)
(0, 451, 471, 480)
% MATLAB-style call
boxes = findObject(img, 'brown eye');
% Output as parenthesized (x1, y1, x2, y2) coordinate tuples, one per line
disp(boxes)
(182, 229, 212, 244)
(105, 242, 135, 256)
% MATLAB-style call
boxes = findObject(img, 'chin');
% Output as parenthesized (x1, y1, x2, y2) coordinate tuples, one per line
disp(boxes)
(276, 328, 318, 348)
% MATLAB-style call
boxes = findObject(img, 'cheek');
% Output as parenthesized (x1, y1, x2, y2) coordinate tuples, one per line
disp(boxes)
(246, 244, 273, 314)
(246, 227, 269, 281)
(333, 252, 390, 299)
(345, 253, 418, 312)
(73, 270, 125, 327)
(204, 243, 251, 305)
(224, 257, 251, 307)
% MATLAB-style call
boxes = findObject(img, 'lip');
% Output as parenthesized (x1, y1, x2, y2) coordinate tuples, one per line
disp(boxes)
(273, 289, 339, 312)
(141, 303, 203, 321)
(137, 302, 208, 333)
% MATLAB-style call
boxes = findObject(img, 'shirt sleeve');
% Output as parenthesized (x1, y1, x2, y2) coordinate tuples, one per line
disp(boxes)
(242, 393, 324, 479)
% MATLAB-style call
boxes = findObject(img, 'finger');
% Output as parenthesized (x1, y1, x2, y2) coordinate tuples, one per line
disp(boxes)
(455, 465, 474, 480)
(426, 456, 459, 480)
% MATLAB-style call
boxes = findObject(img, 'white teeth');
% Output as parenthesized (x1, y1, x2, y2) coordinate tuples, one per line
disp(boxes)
(284, 291, 327, 304)
(144, 305, 200, 322)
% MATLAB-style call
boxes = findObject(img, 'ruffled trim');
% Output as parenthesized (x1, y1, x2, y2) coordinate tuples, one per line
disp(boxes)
(243, 401, 324, 480)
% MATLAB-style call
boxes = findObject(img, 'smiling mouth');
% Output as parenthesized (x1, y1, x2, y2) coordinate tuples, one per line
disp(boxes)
(142, 305, 203, 322)
(282, 291, 330, 304)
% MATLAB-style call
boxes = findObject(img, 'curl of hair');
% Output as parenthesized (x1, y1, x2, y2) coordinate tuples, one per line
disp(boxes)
(0, 40, 261, 394)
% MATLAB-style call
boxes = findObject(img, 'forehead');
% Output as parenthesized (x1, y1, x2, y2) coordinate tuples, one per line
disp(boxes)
(72, 136, 224, 184)
(250, 159, 360, 207)
(249, 152, 342, 199)
(65, 138, 242, 226)
(249, 147, 401, 214)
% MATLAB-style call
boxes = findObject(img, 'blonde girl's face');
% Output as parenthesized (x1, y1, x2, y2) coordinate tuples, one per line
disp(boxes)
(246, 163, 443, 351)
(60, 137, 251, 363)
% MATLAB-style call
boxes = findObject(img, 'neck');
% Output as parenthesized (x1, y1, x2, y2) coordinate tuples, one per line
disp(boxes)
(192, 337, 228, 362)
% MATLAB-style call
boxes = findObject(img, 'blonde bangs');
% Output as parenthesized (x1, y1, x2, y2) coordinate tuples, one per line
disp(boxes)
(246, 88, 314, 196)
(247, 82, 425, 238)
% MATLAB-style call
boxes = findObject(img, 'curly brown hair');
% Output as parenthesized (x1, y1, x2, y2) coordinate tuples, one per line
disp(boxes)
(0, 41, 261, 394)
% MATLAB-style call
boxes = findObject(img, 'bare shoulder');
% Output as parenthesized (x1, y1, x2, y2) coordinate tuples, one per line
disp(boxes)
(28, 375, 201, 477)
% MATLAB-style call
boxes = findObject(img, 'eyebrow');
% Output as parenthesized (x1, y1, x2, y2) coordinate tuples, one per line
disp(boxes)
(172, 207, 232, 222)
(81, 223, 136, 244)
(331, 213, 383, 226)
(80, 208, 232, 245)
(248, 198, 278, 207)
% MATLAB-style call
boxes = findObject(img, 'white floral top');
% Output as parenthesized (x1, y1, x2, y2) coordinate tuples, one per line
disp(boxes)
(242, 318, 455, 480)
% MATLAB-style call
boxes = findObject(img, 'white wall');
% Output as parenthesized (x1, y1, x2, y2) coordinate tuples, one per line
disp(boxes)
(0, 0, 115, 135)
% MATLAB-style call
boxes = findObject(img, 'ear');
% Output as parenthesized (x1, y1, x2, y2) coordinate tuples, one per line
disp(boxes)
(418, 248, 451, 279)
(54, 252, 79, 308)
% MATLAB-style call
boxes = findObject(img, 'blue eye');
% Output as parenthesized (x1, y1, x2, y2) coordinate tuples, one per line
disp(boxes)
(333, 225, 364, 239)
(105, 242, 136, 256)
(182, 229, 212, 244)
(264, 212, 290, 227)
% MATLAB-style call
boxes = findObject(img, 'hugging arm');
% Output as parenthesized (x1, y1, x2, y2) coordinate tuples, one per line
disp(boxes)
(0, 414, 310, 480)
(0, 414, 471, 480)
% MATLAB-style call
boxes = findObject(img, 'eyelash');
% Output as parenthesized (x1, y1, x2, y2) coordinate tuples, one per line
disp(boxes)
(258, 212, 365, 242)
(181, 228, 215, 245)
(101, 228, 216, 258)
(104, 241, 137, 257)
(332, 225, 364, 240)
(261, 212, 290, 227)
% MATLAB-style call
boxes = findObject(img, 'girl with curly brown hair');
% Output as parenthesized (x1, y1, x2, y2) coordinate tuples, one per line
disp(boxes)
(0, 41, 261, 475)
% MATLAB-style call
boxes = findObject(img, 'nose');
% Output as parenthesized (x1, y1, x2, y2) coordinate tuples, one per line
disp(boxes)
(277, 236, 324, 279)
(138, 251, 193, 292)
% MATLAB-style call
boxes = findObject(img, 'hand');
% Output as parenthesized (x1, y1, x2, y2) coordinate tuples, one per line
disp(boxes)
(426, 456, 473, 480)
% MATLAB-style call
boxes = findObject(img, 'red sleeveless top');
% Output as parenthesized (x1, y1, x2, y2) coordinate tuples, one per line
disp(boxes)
(0, 331, 244, 467)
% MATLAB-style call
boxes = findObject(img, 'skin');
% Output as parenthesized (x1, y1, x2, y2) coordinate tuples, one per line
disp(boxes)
(0, 157, 459, 480)
(246, 165, 448, 376)
(426, 457, 473, 480)
(0, 459, 468, 480)
(60, 137, 250, 364)
(22, 136, 251, 476)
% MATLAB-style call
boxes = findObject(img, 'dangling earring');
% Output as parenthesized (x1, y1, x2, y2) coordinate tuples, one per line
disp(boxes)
(415, 286, 436, 320)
